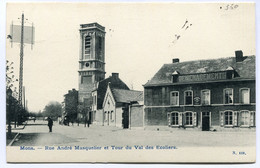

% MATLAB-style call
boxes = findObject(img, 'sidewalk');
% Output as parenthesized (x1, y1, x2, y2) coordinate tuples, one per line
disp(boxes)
(8, 120, 256, 147)
(6, 121, 27, 146)
(6, 121, 27, 130)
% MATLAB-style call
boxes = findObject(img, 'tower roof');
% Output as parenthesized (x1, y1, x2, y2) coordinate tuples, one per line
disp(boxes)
(80, 22, 105, 32)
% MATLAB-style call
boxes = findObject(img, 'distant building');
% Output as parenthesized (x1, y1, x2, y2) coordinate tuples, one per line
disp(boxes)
(91, 72, 129, 125)
(64, 89, 78, 124)
(143, 50, 255, 131)
(102, 83, 143, 128)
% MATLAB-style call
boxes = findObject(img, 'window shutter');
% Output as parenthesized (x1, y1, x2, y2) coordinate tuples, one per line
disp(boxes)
(233, 111, 238, 126)
(250, 111, 255, 127)
(237, 111, 241, 127)
(220, 111, 224, 126)
(178, 112, 183, 126)
(193, 112, 197, 126)
(167, 112, 171, 126)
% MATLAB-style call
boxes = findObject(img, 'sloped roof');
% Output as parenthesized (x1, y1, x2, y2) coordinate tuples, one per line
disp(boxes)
(111, 89, 143, 103)
(144, 55, 255, 86)
(96, 75, 129, 109)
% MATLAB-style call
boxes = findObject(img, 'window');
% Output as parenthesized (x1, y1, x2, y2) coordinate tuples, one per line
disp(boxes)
(170, 91, 179, 106)
(224, 88, 233, 104)
(224, 111, 233, 125)
(110, 111, 113, 121)
(250, 111, 256, 127)
(185, 112, 193, 125)
(84, 35, 91, 55)
(98, 36, 102, 50)
(93, 95, 97, 105)
(167, 112, 182, 126)
(240, 88, 250, 104)
(201, 90, 210, 105)
(104, 111, 107, 121)
(93, 111, 96, 121)
(171, 112, 179, 125)
(184, 90, 193, 105)
(240, 111, 249, 126)
(81, 76, 92, 84)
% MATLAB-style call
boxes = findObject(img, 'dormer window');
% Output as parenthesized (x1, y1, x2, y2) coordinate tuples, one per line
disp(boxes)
(226, 66, 235, 79)
(172, 71, 179, 83)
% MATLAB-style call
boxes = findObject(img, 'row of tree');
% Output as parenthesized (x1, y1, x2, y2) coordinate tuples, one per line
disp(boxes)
(29, 101, 62, 120)
(6, 60, 28, 126)
(6, 93, 29, 125)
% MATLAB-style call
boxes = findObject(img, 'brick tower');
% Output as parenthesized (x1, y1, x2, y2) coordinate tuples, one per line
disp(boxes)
(78, 23, 106, 105)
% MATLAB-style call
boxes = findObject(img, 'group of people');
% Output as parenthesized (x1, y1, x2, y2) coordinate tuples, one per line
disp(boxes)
(46, 116, 92, 132)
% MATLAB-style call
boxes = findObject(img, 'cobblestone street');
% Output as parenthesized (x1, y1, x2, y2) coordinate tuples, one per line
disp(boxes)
(10, 120, 255, 147)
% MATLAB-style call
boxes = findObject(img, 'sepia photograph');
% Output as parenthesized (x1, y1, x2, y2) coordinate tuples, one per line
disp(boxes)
(2, 1, 257, 164)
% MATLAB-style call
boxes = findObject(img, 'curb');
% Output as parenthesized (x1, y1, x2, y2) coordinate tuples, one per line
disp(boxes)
(6, 121, 27, 131)
(8, 132, 20, 146)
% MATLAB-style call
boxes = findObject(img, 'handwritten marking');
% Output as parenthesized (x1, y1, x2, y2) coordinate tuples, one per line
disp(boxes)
(220, 4, 239, 10)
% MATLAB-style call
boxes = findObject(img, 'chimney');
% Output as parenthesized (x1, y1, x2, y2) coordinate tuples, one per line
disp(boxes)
(112, 73, 119, 78)
(172, 58, 179, 63)
(235, 50, 243, 62)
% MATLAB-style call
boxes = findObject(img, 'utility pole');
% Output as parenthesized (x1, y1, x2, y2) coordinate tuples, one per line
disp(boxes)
(23, 86, 26, 110)
(18, 13, 24, 107)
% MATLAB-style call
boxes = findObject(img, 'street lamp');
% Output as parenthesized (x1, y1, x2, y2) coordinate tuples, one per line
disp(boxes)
(7, 88, 13, 137)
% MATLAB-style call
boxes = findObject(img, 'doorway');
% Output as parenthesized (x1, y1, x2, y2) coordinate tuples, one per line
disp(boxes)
(122, 108, 129, 129)
(202, 112, 210, 131)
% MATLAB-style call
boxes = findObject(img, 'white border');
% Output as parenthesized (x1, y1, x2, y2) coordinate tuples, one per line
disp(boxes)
(0, 0, 259, 168)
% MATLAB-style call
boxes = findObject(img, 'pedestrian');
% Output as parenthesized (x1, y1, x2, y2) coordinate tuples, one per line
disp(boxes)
(87, 118, 90, 128)
(47, 117, 53, 132)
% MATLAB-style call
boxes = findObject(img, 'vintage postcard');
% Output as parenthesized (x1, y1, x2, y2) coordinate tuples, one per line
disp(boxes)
(5, 2, 256, 163)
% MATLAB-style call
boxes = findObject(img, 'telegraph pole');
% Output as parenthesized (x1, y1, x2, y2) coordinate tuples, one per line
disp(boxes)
(18, 13, 24, 106)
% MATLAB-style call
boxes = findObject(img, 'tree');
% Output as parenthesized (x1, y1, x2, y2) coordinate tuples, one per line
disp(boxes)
(6, 60, 18, 90)
(42, 101, 62, 119)
(64, 91, 78, 124)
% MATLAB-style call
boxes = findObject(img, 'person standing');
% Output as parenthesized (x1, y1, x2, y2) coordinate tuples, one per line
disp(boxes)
(47, 117, 53, 132)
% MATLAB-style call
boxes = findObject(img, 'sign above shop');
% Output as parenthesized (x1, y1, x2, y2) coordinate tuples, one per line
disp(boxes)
(178, 71, 227, 82)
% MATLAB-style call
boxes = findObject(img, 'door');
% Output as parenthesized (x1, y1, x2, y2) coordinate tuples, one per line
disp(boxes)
(122, 107, 129, 129)
(89, 111, 92, 124)
(202, 112, 210, 131)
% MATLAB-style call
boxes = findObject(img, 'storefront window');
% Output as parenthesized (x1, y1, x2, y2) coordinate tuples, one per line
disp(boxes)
(171, 112, 179, 125)
(224, 111, 233, 125)
(240, 111, 249, 126)
(185, 112, 193, 125)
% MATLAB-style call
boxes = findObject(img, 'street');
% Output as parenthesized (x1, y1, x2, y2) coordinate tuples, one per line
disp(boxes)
(11, 120, 255, 147)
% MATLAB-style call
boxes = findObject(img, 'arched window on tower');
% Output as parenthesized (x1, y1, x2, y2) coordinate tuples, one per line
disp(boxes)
(98, 36, 103, 60)
(84, 35, 91, 57)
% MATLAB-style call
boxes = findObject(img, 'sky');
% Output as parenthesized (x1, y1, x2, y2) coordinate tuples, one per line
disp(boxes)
(5, 2, 255, 112)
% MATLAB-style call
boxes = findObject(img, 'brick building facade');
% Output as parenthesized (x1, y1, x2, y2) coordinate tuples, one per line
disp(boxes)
(143, 51, 255, 131)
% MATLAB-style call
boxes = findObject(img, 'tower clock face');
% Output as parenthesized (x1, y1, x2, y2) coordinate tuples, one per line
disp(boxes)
(85, 62, 90, 67)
